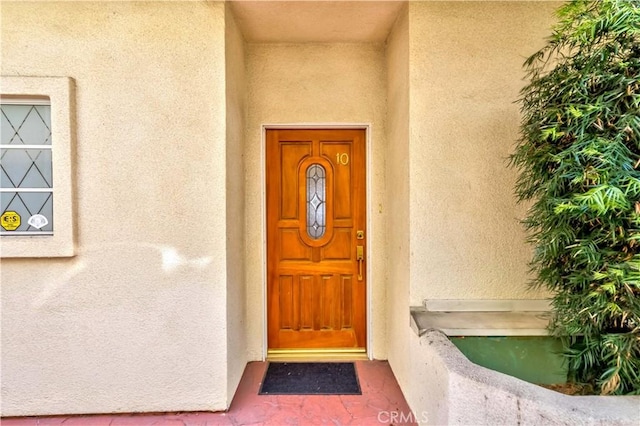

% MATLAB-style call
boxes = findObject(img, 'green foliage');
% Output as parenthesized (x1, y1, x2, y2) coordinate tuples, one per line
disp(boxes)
(511, 0, 640, 395)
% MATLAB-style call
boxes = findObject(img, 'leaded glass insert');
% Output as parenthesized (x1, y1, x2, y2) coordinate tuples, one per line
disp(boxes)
(1, 103, 53, 235)
(306, 164, 326, 239)
(1, 105, 51, 145)
(0, 192, 53, 232)
(1, 149, 53, 188)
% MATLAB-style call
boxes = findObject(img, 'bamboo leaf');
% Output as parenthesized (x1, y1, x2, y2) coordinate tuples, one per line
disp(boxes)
(511, 0, 640, 395)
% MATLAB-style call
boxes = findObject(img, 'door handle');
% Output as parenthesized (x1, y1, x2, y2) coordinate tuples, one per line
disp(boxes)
(356, 245, 364, 281)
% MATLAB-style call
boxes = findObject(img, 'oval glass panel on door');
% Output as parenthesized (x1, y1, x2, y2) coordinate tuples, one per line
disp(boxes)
(266, 129, 366, 356)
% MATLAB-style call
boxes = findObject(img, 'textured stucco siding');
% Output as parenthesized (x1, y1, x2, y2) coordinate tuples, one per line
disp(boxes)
(1, 0, 573, 419)
(224, 2, 248, 407)
(1, 1, 233, 416)
(385, 1, 411, 399)
(407, 1, 558, 303)
(243, 42, 389, 360)
(386, 0, 561, 411)
(409, 331, 640, 426)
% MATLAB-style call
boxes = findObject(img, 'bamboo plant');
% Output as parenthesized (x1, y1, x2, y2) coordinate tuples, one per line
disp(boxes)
(511, 0, 640, 395)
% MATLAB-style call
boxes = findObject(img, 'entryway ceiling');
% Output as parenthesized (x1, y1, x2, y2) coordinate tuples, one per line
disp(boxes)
(229, 1, 406, 43)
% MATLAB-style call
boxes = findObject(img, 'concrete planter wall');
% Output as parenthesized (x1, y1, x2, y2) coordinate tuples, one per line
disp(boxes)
(408, 330, 640, 425)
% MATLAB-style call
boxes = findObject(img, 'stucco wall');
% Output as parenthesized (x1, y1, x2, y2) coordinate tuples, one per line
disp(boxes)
(1, 1, 234, 415)
(407, 1, 559, 304)
(385, 2, 411, 397)
(244, 42, 388, 359)
(383, 1, 562, 411)
(0, 0, 568, 418)
(224, 3, 248, 407)
(410, 330, 640, 426)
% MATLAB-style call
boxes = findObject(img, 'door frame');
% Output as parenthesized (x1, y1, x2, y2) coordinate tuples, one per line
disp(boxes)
(260, 123, 373, 360)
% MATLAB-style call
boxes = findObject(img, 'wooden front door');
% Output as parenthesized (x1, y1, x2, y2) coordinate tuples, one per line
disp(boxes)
(266, 129, 366, 352)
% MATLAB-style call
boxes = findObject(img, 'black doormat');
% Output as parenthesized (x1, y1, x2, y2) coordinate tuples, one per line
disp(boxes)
(259, 362, 361, 395)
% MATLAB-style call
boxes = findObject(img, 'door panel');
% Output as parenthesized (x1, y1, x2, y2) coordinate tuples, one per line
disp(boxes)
(266, 129, 366, 351)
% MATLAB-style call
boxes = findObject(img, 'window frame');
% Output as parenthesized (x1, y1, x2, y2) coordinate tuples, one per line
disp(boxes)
(0, 76, 76, 257)
(1, 98, 54, 236)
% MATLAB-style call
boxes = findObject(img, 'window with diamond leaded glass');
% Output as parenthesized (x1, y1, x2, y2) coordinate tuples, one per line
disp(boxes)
(1, 100, 54, 235)
(1, 76, 75, 258)
(306, 164, 326, 239)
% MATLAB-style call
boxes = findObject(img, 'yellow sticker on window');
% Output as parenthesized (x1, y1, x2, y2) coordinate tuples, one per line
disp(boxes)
(1, 211, 21, 231)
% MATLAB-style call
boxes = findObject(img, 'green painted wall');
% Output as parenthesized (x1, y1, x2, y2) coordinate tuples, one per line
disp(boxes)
(451, 337, 567, 385)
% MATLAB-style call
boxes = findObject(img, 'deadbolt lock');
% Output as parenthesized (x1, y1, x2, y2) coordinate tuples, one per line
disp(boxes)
(356, 230, 365, 240)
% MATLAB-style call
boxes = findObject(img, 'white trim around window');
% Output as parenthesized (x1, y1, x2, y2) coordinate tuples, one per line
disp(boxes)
(0, 76, 76, 257)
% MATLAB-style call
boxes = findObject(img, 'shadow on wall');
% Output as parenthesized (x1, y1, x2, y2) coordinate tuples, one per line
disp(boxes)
(32, 242, 213, 309)
(1, 242, 228, 416)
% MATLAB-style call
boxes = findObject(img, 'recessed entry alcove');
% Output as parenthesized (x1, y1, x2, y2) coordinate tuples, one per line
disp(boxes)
(231, 0, 408, 361)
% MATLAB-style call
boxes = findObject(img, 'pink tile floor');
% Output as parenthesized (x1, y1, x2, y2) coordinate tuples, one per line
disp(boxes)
(1, 361, 417, 426)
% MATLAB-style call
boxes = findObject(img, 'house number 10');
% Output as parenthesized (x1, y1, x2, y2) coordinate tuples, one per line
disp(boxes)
(336, 153, 349, 166)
